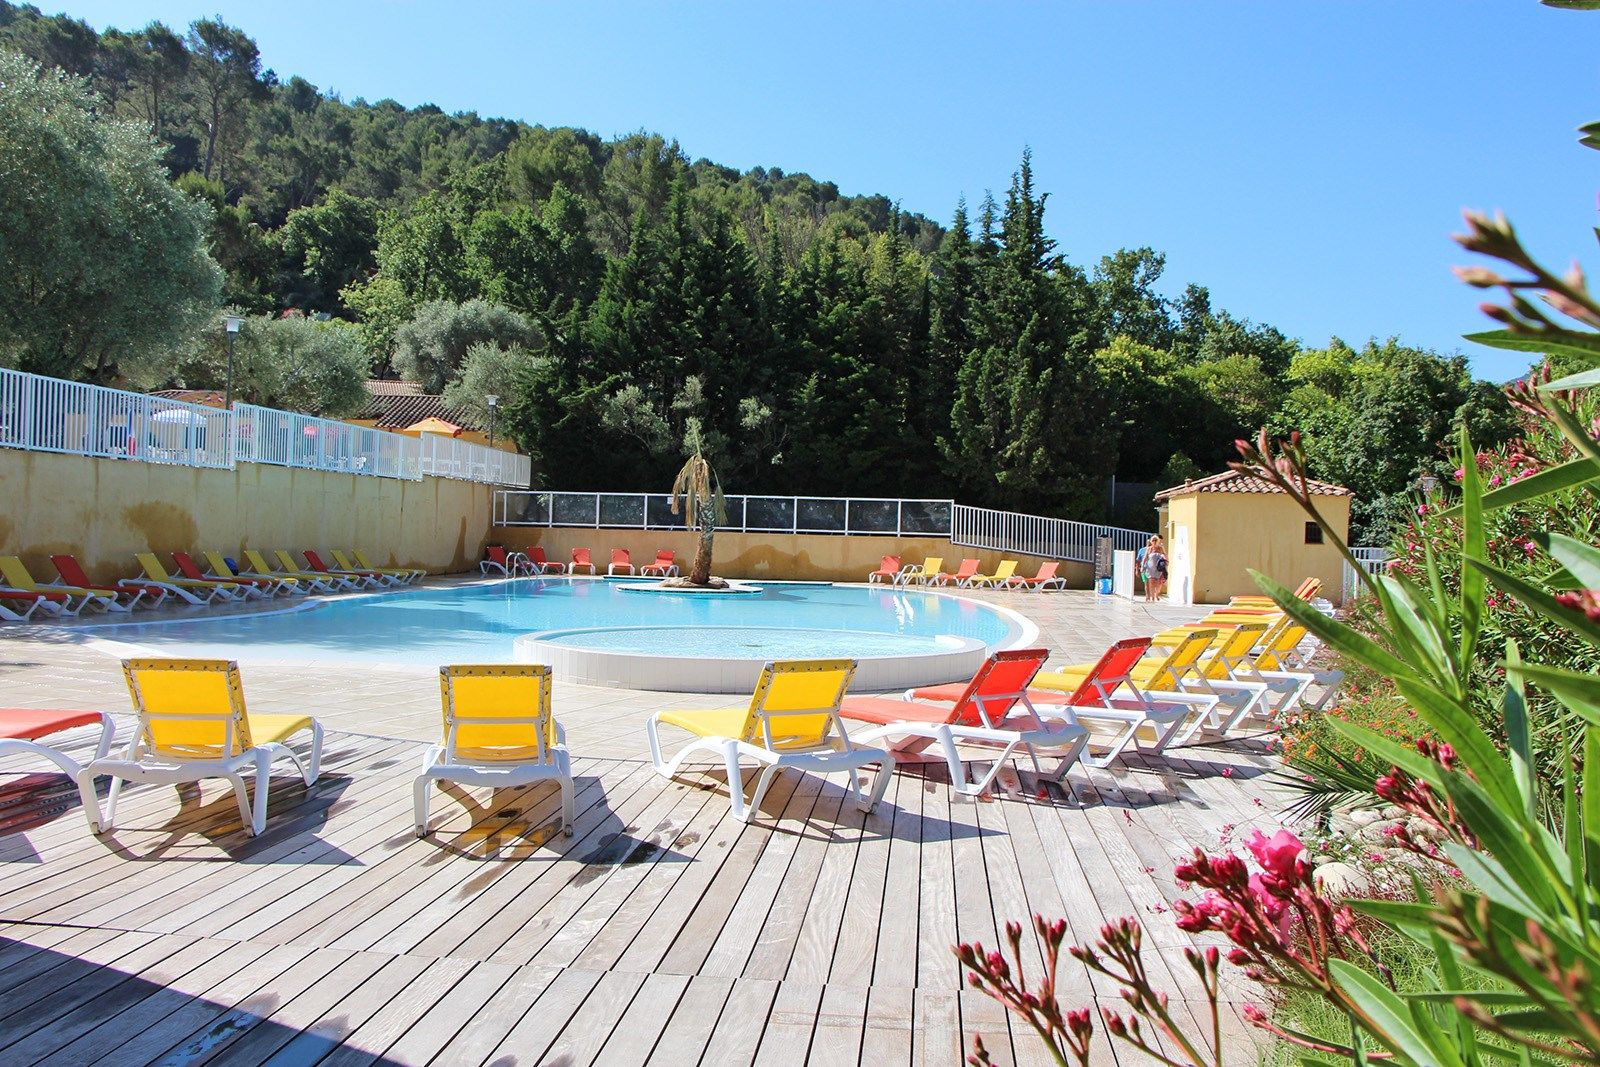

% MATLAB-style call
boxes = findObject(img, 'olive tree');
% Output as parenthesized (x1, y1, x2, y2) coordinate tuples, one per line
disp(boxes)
(0, 49, 221, 381)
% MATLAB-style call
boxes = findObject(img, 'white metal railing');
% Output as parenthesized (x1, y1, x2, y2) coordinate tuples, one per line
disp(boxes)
(233, 403, 421, 480)
(494, 491, 955, 536)
(951, 504, 1151, 562)
(1343, 546, 1390, 600)
(0, 366, 234, 469)
(417, 432, 530, 487)
(0, 367, 528, 486)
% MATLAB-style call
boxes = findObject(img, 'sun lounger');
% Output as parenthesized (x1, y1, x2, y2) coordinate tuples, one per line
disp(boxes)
(1033, 629, 1223, 747)
(259, 550, 349, 593)
(415, 664, 573, 838)
(171, 552, 270, 599)
(0, 707, 115, 826)
(840, 648, 1088, 794)
(569, 548, 597, 575)
(970, 560, 1018, 587)
(480, 544, 524, 576)
(136, 552, 246, 604)
(933, 559, 981, 587)
(51, 554, 165, 610)
(867, 555, 902, 584)
(607, 549, 634, 575)
(0, 555, 121, 614)
(335, 550, 415, 586)
(647, 658, 894, 823)
(79, 658, 322, 836)
(354, 550, 425, 584)
(905, 638, 1195, 768)
(302, 550, 385, 589)
(1001, 561, 1067, 591)
(524, 546, 565, 575)
(204, 551, 304, 597)
(639, 550, 679, 577)
(902, 557, 943, 586)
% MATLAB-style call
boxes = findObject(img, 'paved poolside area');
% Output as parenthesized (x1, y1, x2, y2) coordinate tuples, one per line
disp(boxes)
(0, 586, 1291, 1065)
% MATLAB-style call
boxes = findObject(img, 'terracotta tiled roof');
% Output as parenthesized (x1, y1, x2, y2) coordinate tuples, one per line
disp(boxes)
(150, 389, 226, 408)
(356, 392, 486, 432)
(364, 379, 425, 397)
(1154, 469, 1352, 502)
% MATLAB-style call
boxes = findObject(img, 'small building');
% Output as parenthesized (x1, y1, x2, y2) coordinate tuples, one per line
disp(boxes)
(348, 381, 519, 453)
(1154, 470, 1353, 606)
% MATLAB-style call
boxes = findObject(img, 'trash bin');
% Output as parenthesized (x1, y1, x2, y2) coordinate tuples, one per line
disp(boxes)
(1096, 576, 1113, 595)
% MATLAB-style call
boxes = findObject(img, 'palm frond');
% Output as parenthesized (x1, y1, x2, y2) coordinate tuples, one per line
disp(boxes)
(1274, 749, 1386, 823)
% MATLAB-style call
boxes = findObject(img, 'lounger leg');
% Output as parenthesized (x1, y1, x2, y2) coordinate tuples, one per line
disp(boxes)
(560, 776, 575, 837)
(724, 743, 750, 822)
(304, 722, 323, 785)
(74, 768, 103, 832)
(935, 727, 975, 796)
(244, 749, 272, 835)
(414, 775, 433, 836)
(747, 762, 782, 822)
(1083, 721, 1138, 769)
(103, 773, 125, 831)
(863, 755, 894, 813)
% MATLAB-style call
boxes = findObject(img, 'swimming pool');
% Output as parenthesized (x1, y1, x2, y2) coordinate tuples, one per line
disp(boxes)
(83, 579, 1028, 677)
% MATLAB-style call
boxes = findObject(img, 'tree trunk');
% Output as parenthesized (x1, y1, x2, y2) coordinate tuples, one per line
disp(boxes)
(689, 519, 714, 585)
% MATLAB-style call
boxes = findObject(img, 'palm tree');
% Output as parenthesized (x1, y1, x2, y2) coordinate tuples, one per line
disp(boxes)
(670, 426, 724, 585)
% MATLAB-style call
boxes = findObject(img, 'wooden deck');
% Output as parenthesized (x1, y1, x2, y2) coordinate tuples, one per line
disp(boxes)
(0, 719, 1286, 1065)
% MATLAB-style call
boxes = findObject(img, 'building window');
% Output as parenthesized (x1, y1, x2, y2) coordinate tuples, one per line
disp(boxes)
(1304, 522, 1324, 545)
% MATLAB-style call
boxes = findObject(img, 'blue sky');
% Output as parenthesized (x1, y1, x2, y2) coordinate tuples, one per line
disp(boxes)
(62, 1, 1600, 381)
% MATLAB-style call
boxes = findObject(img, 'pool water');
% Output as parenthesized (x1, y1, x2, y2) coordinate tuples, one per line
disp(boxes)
(85, 579, 1020, 668)
(537, 626, 959, 658)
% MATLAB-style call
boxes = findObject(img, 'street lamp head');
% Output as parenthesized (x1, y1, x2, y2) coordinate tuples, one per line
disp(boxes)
(224, 314, 244, 334)
(486, 394, 499, 407)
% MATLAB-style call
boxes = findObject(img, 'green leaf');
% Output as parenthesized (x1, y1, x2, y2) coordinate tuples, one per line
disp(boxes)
(1537, 532, 1600, 588)
(1331, 959, 1466, 1067)
(1463, 328, 1600, 362)
(1548, 398, 1600, 465)
(1458, 429, 1485, 676)
(1516, 662, 1600, 719)
(1547, 366, 1600, 390)
(1468, 556, 1600, 648)
(1441, 457, 1600, 518)
(1249, 570, 1421, 683)
(1502, 643, 1535, 821)
(1586, 727, 1600, 896)
(1543, 1, 1600, 11)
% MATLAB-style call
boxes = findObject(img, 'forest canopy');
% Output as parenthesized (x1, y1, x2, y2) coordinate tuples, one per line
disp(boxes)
(0, 2, 1516, 540)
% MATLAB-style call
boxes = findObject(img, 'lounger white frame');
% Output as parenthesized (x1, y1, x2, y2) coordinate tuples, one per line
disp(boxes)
(414, 665, 574, 838)
(647, 662, 894, 823)
(0, 710, 115, 827)
(78, 660, 323, 836)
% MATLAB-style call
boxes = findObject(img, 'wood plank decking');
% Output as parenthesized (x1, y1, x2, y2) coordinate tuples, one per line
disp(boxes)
(0, 720, 1287, 1066)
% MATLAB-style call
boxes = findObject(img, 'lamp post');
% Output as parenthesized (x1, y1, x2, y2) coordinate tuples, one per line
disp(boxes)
(486, 394, 499, 449)
(223, 315, 243, 408)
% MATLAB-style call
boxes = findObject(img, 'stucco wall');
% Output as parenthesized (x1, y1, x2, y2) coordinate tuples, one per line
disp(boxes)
(1164, 491, 1351, 606)
(0, 448, 493, 584)
(492, 526, 1095, 586)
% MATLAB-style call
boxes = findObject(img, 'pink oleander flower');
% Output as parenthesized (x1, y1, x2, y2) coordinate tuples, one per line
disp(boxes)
(1453, 466, 1465, 481)
(1522, 540, 1537, 557)
(1488, 473, 1502, 487)
(1556, 589, 1600, 622)
(1244, 829, 1305, 883)
(1416, 504, 1428, 517)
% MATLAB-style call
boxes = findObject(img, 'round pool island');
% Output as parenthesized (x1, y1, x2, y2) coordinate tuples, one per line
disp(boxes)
(515, 625, 989, 693)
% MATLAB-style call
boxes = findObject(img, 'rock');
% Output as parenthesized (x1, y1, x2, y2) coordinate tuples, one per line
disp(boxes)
(1313, 861, 1370, 896)
(1311, 853, 1336, 866)
(1404, 818, 1440, 842)
(1359, 819, 1401, 844)
(1348, 809, 1382, 827)
(1381, 805, 1407, 820)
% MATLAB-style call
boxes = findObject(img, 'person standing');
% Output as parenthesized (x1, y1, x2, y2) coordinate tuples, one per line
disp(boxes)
(1141, 535, 1167, 602)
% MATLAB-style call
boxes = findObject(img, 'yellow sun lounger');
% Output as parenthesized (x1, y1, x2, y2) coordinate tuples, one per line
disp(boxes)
(354, 550, 425, 584)
(902, 557, 943, 586)
(0, 555, 122, 614)
(646, 659, 894, 823)
(78, 658, 322, 836)
(331, 550, 404, 587)
(272, 550, 360, 592)
(1034, 628, 1222, 742)
(204, 551, 302, 597)
(415, 664, 573, 838)
(970, 560, 1019, 587)
(136, 552, 247, 605)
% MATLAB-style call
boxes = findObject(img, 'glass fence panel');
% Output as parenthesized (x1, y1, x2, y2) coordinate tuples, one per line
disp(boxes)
(900, 499, 953, 535)
(743, 497, 796, 531)
(551, 493, 599, 526)
(597, 494, 647, 527)
(796, 498, 847, 532)
(845, 499, 898, 533)
(645, 495, 685, 528)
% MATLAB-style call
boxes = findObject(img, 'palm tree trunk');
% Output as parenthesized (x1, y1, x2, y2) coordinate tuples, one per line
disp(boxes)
(689, 520, 714, 585)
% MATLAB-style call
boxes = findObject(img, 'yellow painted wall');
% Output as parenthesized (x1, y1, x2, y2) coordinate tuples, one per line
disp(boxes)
(1164, 491, 1351, 606)
(492, 526, 1095, 586)
(0, 448, 493, 584)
